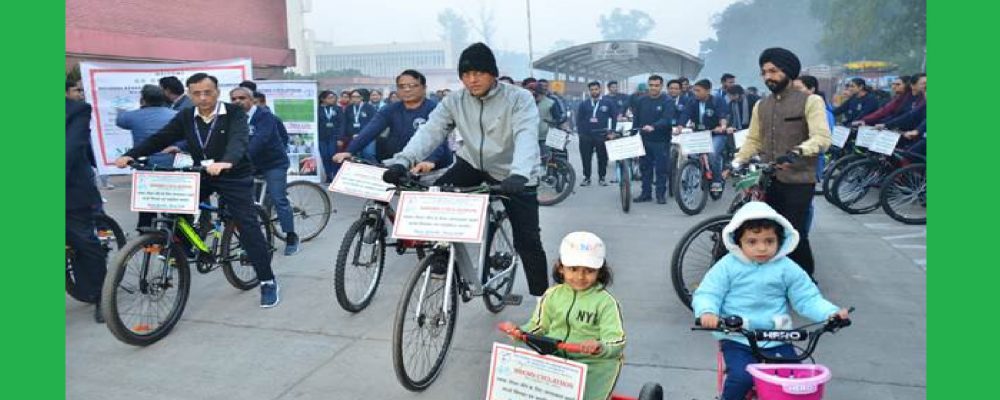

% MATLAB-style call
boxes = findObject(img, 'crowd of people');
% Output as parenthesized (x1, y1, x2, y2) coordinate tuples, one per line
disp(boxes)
(67, 41, 922, 400)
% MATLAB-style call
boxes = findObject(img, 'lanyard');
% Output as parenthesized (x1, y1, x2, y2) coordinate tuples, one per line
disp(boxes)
(194, 102, 222, 151)
(591, 98, 600, 119)
(353, 104, 362, 124)
(699, 102, 706, 125)
(324, 106, 334, 121)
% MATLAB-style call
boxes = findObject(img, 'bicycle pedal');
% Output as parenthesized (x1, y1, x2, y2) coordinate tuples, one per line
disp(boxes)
(501, 294, 523, 306)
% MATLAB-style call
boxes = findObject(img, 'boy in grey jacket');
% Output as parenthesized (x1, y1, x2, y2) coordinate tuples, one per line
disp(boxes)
(382, 42, 549, 298)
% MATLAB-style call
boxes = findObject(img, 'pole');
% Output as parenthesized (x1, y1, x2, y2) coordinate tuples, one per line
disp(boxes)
(526, 0, 534, 77)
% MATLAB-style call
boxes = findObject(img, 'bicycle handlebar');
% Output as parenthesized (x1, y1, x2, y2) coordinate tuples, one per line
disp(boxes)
(691, 307, 854, 363)
(127, 158, 205, 173)
(497, 322, 590, 355)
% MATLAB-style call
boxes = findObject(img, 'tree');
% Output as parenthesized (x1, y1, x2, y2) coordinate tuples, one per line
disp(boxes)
(810, 0, 926, 72)
(598, 8, 655, 41)
(470, 2, 497, 47)
(438, 8, 471, 58)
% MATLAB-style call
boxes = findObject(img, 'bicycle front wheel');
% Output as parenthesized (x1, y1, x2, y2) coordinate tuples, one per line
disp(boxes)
(618, 161, 632, 213)
(674, 159, 708, 216)
(101, 232, 191, 346)
(670, 215, 731, 310)
(271, 180, 332, 241)
(334, 217, 386, 312)
(823, 154, 864, 205)
(832, 159, 885, 214)
(880, 163, 926, 224)
(537, 157, 575, 206)
(392, 252, 458, 391)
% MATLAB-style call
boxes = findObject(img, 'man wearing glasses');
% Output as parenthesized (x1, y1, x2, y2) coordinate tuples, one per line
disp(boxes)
(332, 69, 452, 173)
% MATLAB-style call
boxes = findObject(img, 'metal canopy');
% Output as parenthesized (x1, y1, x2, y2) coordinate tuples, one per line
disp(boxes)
(532, 40, 704, 81)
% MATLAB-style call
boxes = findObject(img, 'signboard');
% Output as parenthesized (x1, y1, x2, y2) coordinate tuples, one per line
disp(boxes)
(392, 192, 490, 244)
(591, 42, 639, 61)
(328, 161, 394, 202)
(545, 128, 570, 150)
(676, 130, 714, 155)
(733, 129, 749, 149)
(831, 126, 851, 149)
(868, 131, 902, 155)
(605, 134, 645, 161)
(130, 171, 201, 215)
(80, 58, 252, 176)
(485, 343, 587, 400)
(255, 80, 322, 182)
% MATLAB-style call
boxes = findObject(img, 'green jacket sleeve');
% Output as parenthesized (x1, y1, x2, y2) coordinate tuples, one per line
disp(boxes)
(596, 294, 626, 359)
(522, 287, 553, 335)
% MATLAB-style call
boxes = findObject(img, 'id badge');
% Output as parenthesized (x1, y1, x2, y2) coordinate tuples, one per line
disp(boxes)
(353, 123, 361, 129)
(200, 159, 215, 166)
(325, 122, 334, 128)
(590, 118, 599, 123)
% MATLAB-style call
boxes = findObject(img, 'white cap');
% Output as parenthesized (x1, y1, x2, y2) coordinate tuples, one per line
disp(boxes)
(559, 232, 606, 269)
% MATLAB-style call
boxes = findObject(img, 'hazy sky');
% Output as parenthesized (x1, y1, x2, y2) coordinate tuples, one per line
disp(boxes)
(304, 0, 740, 57)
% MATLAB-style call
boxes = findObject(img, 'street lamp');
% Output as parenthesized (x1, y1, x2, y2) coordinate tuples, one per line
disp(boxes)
(526, 0, 534, 77)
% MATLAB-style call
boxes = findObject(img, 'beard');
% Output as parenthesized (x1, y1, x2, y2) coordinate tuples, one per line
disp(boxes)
(765, 76, 791, 93)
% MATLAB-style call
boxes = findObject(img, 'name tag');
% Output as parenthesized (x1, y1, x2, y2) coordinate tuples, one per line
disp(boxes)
(200, 159, 215, 166)
(353, 123, 361, 128)
(590, 118, 599, 123)
(325, 123, 334, 128)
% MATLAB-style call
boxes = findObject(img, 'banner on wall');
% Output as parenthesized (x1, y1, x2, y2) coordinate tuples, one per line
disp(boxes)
(79, 58, 253, 176)
(254, 80, 321, 182)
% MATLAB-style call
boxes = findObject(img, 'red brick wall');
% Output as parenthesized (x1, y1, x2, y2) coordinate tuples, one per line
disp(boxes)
(67, 0, 293, 70)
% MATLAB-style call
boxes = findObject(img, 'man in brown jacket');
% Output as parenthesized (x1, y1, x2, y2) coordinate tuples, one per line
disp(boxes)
(732, 47, 831, 278)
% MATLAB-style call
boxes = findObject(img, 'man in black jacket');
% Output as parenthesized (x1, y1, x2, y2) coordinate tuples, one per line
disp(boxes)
(66, 97, 107, 323)
(115, 73, 280, 308)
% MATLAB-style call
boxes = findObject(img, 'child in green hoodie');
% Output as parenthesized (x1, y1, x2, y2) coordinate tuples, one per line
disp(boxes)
(503, 231, 626, 400)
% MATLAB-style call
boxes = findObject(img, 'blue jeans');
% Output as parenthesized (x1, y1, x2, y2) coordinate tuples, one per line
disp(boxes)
(262, 168, 295, 235)
(720, 340, 799, 400)
(318, 136, 337, 183)
(709, 134, 729, 184)
(640, 139, 670, 198)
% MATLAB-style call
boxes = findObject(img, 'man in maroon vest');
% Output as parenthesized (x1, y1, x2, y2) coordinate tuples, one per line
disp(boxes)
(732, 48, 832, 279)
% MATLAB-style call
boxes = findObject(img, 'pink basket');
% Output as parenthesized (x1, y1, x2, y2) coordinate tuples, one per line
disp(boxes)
(746, 364, 831, 400)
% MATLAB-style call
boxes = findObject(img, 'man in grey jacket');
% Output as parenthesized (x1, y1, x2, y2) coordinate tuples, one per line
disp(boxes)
(382, 42, 549, 299)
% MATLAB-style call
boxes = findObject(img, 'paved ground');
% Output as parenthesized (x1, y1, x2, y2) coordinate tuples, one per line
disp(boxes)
(67, 150, 926, 400)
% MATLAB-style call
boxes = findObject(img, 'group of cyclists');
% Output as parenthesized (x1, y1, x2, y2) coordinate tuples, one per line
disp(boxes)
(65, 42, 910, 399)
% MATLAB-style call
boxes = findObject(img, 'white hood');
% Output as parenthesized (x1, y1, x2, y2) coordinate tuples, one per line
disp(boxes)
(721, 201, 800, 264)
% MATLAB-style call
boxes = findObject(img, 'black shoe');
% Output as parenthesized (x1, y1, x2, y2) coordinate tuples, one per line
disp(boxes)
(94, 302, 105, 324)
(634, 194, 652, 203)
(656, 197, 667, 204)
(580, 179, 591, 186)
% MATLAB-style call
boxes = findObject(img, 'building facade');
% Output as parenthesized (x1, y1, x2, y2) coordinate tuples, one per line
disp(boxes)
(314, 41, 453, 79)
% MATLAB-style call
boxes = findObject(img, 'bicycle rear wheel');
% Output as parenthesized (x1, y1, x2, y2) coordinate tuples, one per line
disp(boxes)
(538, 157, 575, 206)
(823, 154, 864, 205)
(482, 213, 518, 313)
(670, 215, 731, 310)
(392, 251, 458, 391)
(334, 217, 386, 312)
(832, 159, 885, 214)
(674, 159, 708, 215)
(101, 232, 191, 346)
(270, 180, 332, 241)
(618, 161, 632, 213)
(880, 163, 926, 224)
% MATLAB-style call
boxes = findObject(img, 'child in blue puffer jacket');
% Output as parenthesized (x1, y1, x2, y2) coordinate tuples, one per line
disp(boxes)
(692, 201, 849, 400)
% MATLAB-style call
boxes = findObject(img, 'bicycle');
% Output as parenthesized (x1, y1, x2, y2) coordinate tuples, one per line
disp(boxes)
(830, 148, 924, 215)
(670, 161, 776, 310)
(252, 175, 332, 242)
(610, 128, 641, 213)
(66, 211, 126, 303)
(538, 132, 577, 206)
(691, 309, 854, 400)
(673, 131, 722, 216)
(390, 181, 521, 391)
(333, 158, 430, 313)
(496, 322, 664, 400)
(100, 160, 274, 346)
(879, 161, 926, 225)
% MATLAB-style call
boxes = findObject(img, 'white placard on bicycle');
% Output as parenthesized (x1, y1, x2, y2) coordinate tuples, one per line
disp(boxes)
(130, 171, 201, 215)
(733, 129, 750, 149)
(831, 126, 851, 148)
(485, 343, 587, 400)
(868, 130, 901, 155)
(605, 134, 645, 161)
(676, 130, 714, 155)
(545, 128, 569, 149)
(392, 191, 490, 243)
(855, 127, 880, 148)
(328, 161, 394, 202)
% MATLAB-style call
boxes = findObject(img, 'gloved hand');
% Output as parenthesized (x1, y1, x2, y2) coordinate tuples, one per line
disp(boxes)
(775, 150, 801, 166)
(499, 175, 529, 194)
(382, 164, 410, 185)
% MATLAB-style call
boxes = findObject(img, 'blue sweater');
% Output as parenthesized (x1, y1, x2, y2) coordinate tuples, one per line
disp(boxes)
(633, 94, 677, 142)
(247, 107, 290, 172)
(116, 106, 178, 167)
(342, 103, 377, 142)
(346, 99, 452, 168)
(679, 95, 731, 133)
(693, 201, 840, 347)
(575, 97, 618, 136)
(833, 93, 879, 124)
